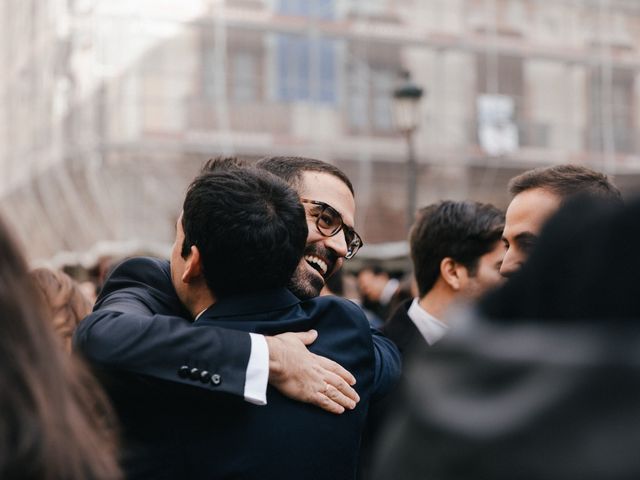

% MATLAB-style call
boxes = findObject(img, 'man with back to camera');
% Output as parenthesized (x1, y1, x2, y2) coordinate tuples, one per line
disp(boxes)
(383, 200, 506, 354)
(74, 156, 399, 414)
(500, 164, 622, 278)
(77, 166, 397, 479)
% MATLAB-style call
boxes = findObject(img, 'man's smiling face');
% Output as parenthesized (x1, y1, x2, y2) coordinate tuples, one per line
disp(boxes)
(288, 171, 356, 300)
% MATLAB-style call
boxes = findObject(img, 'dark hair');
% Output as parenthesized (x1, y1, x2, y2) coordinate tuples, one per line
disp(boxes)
(201, 156, 248, 173)
(255, 156, 355, 196)
(508, 164, 622, 203)
(181, 168, 308, 296)
(480, 194, 640, 320)
(410, 201, 505, 297)
(0, 219, 121, 479)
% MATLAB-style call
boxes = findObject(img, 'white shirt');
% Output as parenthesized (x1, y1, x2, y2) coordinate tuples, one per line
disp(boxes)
(196, 307, 269, 405)
(407, 298, 449, 346)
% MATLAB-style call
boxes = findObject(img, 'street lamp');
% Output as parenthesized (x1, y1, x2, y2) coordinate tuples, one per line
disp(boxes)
(393, 70, 424, 231)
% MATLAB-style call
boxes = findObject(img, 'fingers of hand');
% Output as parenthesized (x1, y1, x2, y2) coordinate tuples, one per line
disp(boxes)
(323, 372, 359, 406)
(321, 382, 357, 411)
(288, 329, 318, 346)
(313, 392, 345, 415)
(315, 355, 356, 386)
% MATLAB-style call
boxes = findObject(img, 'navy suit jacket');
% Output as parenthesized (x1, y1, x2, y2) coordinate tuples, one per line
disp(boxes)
(359, 300, 422, 478)
(74, 257, 401, 480)
(381, 299, 422, 358)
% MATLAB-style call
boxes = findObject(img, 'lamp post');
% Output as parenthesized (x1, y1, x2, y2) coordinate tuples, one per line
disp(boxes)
(393, 70, 424, 231)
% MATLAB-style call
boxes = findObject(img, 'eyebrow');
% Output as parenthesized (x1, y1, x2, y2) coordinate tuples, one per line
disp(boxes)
(513, 232, 538, 243)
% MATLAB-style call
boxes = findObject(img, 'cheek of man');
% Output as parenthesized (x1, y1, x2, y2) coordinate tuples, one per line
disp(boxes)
(500, 188, 561, 278)
(500, 233, 537, 278)
(170, 214, 188, 301)
(288, 259, 326, 301)
(464, 243, 506, 298)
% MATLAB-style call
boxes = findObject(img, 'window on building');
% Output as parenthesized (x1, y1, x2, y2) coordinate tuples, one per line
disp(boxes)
(346, 62, 369, 130)
(588, 68, 635, 154)
(276, 33, 337, 104)
(475, 53, 525, 149)
(277, 0, 334, 19)
(371, 70, 394, 131)
(201, 33, 219, 101)
(232, 51, 259, 103)
(346, 60, 396, 134)
(347, 0, 386, 17)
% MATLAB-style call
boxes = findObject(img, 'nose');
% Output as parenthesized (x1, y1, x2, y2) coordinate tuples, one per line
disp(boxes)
(324, 230, 349, 259)
(499, 248, 520, 278)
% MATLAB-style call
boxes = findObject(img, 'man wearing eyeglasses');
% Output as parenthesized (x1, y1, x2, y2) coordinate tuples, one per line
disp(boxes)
(254, 156, 363, 300)
(75, 156, 398, 419)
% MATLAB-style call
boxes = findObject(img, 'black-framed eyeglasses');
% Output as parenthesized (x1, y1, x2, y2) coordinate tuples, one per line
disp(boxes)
(301, 198, 364, 259)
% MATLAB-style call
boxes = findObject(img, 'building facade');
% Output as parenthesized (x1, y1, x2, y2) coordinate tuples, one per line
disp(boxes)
(2, 0, 640, 264)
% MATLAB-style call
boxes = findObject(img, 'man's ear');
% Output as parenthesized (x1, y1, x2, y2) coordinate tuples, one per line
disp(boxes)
(181, 245, 203, 283)
(439, 257, 468, 291)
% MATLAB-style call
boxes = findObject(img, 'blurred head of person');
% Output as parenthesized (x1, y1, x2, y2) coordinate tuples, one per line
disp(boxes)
(0, 218, 120, 479)
(171, 167, 308, 314)
(410, 200, 505, 319)
(357, 266, 391, 304)
(483, 194, 637, 320)
(501, 164, 622, 278)
(31, 267, 93, 353)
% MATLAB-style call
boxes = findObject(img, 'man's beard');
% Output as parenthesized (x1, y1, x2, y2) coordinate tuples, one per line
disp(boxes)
(287, 267, 325, 300)
(288, 244, 338, 300)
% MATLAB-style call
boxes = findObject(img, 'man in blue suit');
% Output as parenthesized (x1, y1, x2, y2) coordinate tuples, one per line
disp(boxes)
(76, 162, 400, 479)
(76, 157, 398, 412)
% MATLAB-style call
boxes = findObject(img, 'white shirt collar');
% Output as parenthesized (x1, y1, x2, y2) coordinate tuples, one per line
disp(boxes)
(407, 297, 449, 346)
(195, 307, 210, 320)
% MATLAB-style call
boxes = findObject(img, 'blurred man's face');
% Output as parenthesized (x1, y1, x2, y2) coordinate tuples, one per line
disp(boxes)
(461, 241, 506, 298)
(170, 213, 188, 305)
(500, 188, 561, 278)
(289, 171, 356, 300)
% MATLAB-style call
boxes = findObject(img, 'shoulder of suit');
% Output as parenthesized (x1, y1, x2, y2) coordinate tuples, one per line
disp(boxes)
(303, 295, 369, 325)
(381, 299, 414, 333)
(107, 256, 171, 286)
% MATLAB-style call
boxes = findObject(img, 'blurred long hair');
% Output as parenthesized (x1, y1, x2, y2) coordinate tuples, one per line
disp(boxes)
(31, 267, 93, 353)
(0, 218, 121, 479)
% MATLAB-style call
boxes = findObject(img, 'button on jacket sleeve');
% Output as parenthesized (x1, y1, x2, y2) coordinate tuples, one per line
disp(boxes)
(73, 257, 258, 401)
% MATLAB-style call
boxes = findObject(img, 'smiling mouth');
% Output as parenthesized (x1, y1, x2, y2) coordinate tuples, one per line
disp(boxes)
(305, 255, 328, 277)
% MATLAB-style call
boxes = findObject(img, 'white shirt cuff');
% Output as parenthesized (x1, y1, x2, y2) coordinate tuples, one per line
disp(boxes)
(243, 333, 269, 405)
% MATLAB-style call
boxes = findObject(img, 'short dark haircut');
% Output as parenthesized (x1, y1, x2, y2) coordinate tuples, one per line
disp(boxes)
(508, 164, 622, 203)
(255, 156, 354, 196)
(201, 156, 247, 173)
(181, 168, 308, 297)
(410, 201, 505, 297)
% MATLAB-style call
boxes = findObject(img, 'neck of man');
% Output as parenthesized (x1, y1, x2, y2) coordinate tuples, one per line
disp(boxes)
(182, 280, 216, 319)
(418, 280, 456, 324)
